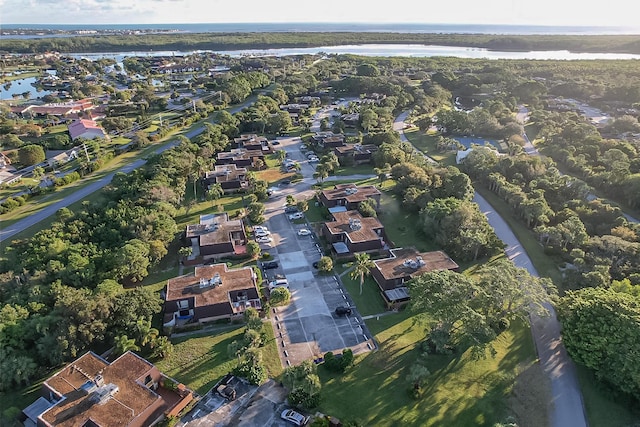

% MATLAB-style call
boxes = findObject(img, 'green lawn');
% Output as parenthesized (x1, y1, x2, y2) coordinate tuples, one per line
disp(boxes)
(319, 313, 540, 427)
(377, 190, 437, 252)
(339, 273, 386, 317)
(403, 129, 457, 166)
(0, 177, 39, 200)
(333, 164, 376, 176)
(156, 323, 283, 395)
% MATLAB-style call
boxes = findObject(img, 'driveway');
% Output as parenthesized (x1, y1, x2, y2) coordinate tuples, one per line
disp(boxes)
(261, 137, 375, 366)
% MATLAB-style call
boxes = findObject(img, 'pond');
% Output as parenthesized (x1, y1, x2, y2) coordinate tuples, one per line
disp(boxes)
(0, 77, 53, 100)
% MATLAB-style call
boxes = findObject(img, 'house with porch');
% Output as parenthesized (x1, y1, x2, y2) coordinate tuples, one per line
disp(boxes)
(371, 247, 459, 309)
(68, 119, 107, 141)
(322, 210, 389, 256)
(184, 213, 247, 263)
(163, 263, 260, 329)
(22, 351, 193, 427)
(203, 164, 248, 193)
(319, 183, 381, 211)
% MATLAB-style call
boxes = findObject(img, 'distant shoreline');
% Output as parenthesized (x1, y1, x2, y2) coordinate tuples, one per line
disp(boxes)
(3, 31, 640, 55)
(3, 22, 640, 36)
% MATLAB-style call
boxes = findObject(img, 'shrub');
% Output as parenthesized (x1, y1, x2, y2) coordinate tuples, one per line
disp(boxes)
(323, 349, 353, 373)
(289, 387, 321, 409)
(269, 287, 291, 306)
(317, 256, 333, 273)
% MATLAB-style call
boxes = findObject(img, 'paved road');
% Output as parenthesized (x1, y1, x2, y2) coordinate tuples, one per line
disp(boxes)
(394, 111, 588, 427)
(474, 193, 587, 427)
(393, 111, 438, 164)
(0, 102, 252, 244)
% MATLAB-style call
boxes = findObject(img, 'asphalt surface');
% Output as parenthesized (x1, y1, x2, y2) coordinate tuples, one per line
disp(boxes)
(0, 102, 251, 244)
(474, 193, 587, 427)
(395, 110, 588, 427)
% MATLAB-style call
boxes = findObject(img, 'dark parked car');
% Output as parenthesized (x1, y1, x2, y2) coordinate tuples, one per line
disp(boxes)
(284, 206, 299, 214)
(272, 140, 281, 145)
(335, 306, 352, 316)
(262, 261, 279, 270)
(280, 179, 291, 186)
(312, 261, 319, 269)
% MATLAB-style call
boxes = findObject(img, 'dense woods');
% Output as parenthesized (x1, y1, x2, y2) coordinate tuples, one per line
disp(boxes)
(2, 32, 640, 54)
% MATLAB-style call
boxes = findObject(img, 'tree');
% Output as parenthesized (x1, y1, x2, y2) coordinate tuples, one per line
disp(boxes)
(313, 163, 331, 187)
(18, 144, 45, 166)
(317, 256, 333, 273)
(557, 287, 640, 400)
(135, 318, 159, 348)
(246, 241, 261, 259)
(270, 287, 291, 306)
(282, 360, 321, 409)
(150, 336, 173, 359)
(276, 149, 287, 165)
(247, 202, 265, 224)
(113, 335, 140, 356)
(350, 253, 375, 295)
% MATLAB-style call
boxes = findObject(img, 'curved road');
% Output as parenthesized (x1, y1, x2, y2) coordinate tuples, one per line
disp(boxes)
(395, 111, 588, 427)
(0, 102, 251, 244)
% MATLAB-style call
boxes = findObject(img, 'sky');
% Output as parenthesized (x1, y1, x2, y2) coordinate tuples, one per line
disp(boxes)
(1, 0, 638, 28)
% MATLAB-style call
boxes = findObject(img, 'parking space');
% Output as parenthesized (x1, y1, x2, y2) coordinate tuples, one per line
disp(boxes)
(261, 195, 374, 367)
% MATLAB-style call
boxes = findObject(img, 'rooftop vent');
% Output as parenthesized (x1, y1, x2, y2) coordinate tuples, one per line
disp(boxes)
(348, 218, 362, 230)
(416, 256, 426, 267)
(91, 383, 119, 406)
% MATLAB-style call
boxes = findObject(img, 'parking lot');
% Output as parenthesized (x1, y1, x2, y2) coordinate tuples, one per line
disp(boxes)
(258, 141, 375, 367)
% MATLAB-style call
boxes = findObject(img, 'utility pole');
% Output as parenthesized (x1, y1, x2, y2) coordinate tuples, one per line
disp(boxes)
(193, 99, 196, 113)
(82, 143, 90, 162)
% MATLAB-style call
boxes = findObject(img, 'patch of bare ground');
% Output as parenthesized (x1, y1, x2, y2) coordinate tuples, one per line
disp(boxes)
(509, 361, 551, 427)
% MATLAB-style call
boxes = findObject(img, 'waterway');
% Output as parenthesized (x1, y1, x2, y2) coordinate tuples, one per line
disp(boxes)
(67, 44, 640, 62)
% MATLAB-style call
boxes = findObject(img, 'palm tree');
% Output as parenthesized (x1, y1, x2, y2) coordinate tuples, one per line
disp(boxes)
(113, 335, 140, 356)
(136, 319, 159, 347)
(350, 252, 375, 295)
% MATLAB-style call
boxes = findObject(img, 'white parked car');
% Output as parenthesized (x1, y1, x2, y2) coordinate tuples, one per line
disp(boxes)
(281, 409, 309, 426)
(297, 229, 312, 236)
(253, 226, 268, 233)
(307, 153, 318, 159)
(269, 279, 289, 290)
(308, 156, 320, 163)
(256, 236, 273, 244)
(288, 212, 304, 220)
(255, 229, 271, 237)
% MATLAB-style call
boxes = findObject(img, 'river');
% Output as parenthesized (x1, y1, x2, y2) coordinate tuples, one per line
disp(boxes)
(67, 44, 640, 62)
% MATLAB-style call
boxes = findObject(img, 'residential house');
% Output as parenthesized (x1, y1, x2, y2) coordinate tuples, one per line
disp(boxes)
(46, 148, 79, 168)
(216, 148, 265, 169)
(185, 213, 247, 262)
(334, 143, 378, 165)
(232, 134, 269, 152)
(311, 131, 336, 143)
(371, 247, 459, 308)
(322, 210, 388, 255)
(341, 113, 360, 127)
(68, 119, 107, 141)
(311, 132, 345, 148)
(163, 263, 260, 328)
(22, 351, 193, 427)
(319, 184, 381, 211)
(203, 164, 248, 193)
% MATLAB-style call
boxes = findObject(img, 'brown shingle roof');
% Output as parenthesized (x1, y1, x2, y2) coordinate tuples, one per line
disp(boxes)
(41, 352, 162, 427)
(321, 184, 381, 204)
(325, 210, 383, 243)
(374, 248, 459, 282)
(185, 213, 244, 246)
(166, 264, 257, 313)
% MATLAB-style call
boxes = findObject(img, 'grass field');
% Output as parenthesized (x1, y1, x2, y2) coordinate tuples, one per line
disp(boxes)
(339, 273, 386, 317)
(319, 313, 542, 427)
(403, 129, 457, 166)
(155, 323, 283, 396)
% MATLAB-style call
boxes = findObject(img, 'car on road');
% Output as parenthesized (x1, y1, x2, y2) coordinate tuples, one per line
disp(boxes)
(272, 140, 281, 145)
(284, 206, 299, 214)
(280, 179, 291, 186)
(335, 306, 352, 316)
(297, 228, 312, 236)
(256, 236, 273, 244)
(262, 261, 278, 270)
(281, 409, 309, 426)
(288, 212, 304, 220)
